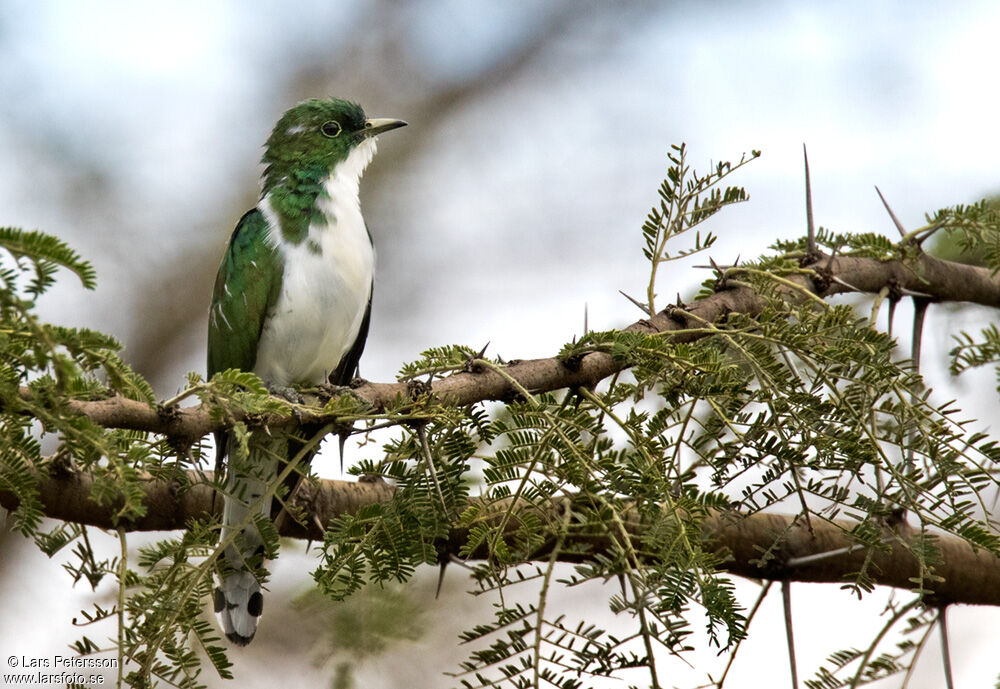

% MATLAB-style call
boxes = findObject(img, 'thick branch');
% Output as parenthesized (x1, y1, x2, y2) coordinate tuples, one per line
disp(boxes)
(15, 251, 1000, 441)
(815, 252, 1000, 304)
(2, 468, 997, 607)
(5, 249, 999, 605)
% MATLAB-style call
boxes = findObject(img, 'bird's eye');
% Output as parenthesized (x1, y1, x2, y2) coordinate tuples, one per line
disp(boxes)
(320, 120, 341, 138)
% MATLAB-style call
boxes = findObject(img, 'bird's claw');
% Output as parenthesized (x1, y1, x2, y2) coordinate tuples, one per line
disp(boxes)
(317, 382, 349, 400)
(265, 383, 306, 408)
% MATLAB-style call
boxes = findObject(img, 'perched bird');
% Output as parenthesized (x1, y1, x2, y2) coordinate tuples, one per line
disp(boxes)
(207, 98, 406, 645)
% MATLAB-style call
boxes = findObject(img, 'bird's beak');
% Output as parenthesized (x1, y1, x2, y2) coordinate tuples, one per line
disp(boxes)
(361, 118, 407, 138)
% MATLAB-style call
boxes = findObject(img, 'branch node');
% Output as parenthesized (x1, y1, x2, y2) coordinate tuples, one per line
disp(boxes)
(664, 302, 689, 326)
(461, 342, 491, 374)
(156, 402, 181, 423)
(886, 278, 904, 303)
(710, 257, 731, 292)
(810, 263, 833, 295)
(406, 379, 433, 399)
(562, 352, 586, 373)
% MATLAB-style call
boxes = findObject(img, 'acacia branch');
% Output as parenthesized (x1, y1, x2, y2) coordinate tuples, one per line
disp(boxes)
(5, 249, 1000, 605)
(14, 250, 1000, 441)
(2, 467, 998, 607)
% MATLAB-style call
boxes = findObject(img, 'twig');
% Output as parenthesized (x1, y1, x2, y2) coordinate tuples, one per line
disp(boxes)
(417, 423, 450, 518)
(117, 527, 127, 689)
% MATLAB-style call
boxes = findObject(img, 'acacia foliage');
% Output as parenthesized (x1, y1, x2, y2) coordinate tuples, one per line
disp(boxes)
(1, 146, 999, 688)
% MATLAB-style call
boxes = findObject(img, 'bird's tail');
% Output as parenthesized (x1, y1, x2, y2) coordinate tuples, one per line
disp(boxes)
(214, 445, 278, 646)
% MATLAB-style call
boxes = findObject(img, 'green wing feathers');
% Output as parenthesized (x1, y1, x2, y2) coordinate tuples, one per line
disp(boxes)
(208, 209, 284, 645)
(207, 209, 282, 377)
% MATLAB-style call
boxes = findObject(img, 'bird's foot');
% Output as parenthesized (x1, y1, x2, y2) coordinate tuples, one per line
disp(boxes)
(265, 383, 305, 405)
(317, 382, 349, 401)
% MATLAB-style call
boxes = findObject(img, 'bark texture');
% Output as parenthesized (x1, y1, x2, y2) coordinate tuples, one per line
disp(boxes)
(2, 467, 997, 606)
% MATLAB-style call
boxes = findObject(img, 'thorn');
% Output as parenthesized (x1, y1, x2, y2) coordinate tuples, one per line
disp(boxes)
(911, 297, 930, 370)
(912, 219, 947, 247)
(785, 544, 855, 567)
(434, 550, 475, 598)
(887, 295, 898, 338)
(899, 287, 934, 299)
(449, 554, 475, 571)
(676, 293, 684, 307)
(803, 144, 816, 256)
(338, 431, 348, 473)
(782, 580, 799, 689)
(710, 257, 730, 292)
(694, 262, 737, 270)
(875, 186, 907, 238)
(436, 559, 448, 599)
(583, 303, 589, 335)
(822, 245, 839, 271)
(618, 290, 651, 316)
(938, 605, 955, 689)
(462, 344, 490, 374)
(830, 275, 862, 292)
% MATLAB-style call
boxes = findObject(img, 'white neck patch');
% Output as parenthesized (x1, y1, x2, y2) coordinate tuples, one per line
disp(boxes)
(327, 138, 378, 200)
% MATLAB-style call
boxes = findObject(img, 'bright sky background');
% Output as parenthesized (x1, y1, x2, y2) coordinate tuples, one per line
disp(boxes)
(1, 1, 998, 687)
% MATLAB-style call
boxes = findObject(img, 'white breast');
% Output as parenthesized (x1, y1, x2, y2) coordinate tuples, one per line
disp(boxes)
(253, 140, 377, 386)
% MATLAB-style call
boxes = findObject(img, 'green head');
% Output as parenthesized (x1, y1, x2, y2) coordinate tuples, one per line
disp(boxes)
(261, 98, 406, 196)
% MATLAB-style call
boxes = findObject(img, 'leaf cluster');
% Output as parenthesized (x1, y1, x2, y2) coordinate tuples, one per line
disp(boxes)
(0, 228, 156, 536)
(0, 231, 316, 686)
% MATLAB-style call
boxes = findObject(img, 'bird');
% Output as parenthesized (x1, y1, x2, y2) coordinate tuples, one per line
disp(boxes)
(207, 98, 406, 645)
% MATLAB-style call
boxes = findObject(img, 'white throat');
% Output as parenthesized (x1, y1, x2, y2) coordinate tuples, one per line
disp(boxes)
(325, 138, 378, 204)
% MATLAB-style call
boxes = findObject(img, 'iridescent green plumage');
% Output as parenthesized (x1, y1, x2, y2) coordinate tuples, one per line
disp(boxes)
(261, 99, 378, 244)
(207, 209, 283, 377)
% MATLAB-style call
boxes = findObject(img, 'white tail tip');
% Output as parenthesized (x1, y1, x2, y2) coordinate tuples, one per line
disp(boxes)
(214, 571, 264, 646)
